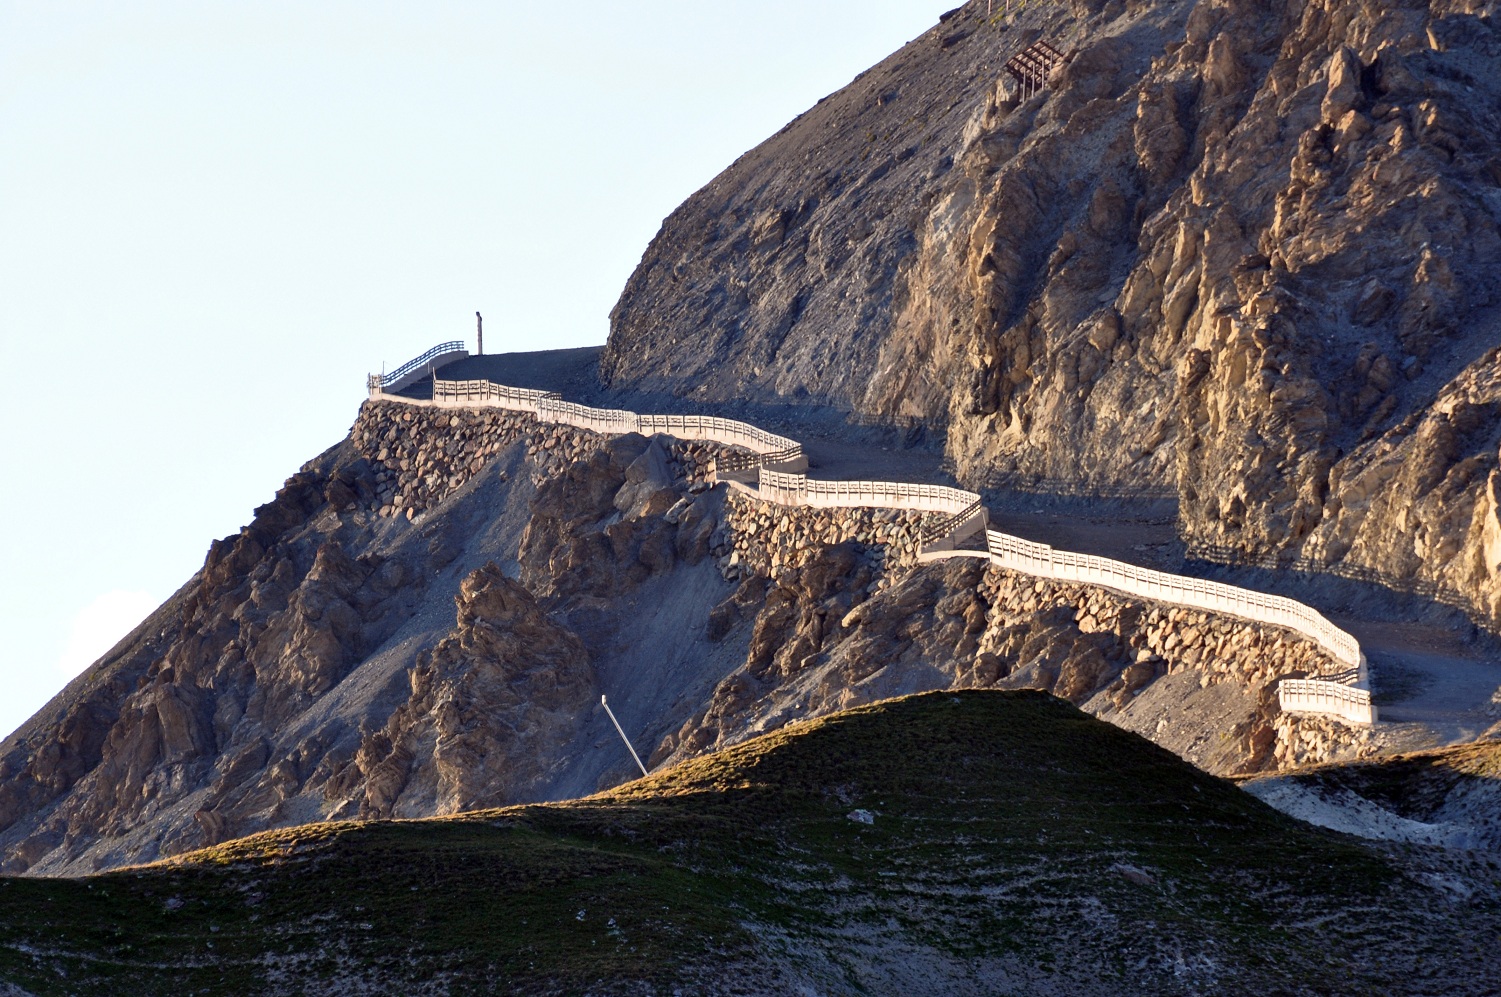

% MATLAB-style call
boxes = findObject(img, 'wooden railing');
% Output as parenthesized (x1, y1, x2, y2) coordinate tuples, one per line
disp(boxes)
(978, 530, 1364, 670)
(433, 380, 559, 410)
(1278, 679, 1377, 725)
(920, 498, 986, 545)
(424, 378, 806, 464)
(756, 469, 980, 515)
(637, 414, 800, 457)
(716, 445, 803, 473)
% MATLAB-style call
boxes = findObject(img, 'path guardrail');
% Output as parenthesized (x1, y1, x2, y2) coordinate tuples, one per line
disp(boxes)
(1278, 679, 1377, 725)
(715, 445, 803, 473)
(368, 341, 467, 395)
(921, 498, 987, 545)
(757, 469, 980, 515)
(433, 380, 560, 411)
(426, 378, 806, 464)
(365, 366, 1375, 725)
(981, 531, 1363, 669)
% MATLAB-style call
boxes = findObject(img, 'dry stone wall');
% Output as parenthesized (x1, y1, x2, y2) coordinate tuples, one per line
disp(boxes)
(1272, 713, 1379, 770)
(365, 369, 1374, 727)
(352, 402, 536, 520)
(975, 569, 1340, 700)
(722, 492, 945, 582)
(352, 401, 726, 522)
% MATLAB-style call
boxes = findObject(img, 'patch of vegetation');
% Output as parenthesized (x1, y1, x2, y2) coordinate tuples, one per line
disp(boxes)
(0, 691, 1495, 995)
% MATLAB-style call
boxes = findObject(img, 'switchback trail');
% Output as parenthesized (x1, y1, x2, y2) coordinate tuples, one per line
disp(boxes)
(439, 347, 1501, 754)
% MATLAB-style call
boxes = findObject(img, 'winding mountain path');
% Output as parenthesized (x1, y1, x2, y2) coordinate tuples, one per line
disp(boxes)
(424, 347, 1501, 753)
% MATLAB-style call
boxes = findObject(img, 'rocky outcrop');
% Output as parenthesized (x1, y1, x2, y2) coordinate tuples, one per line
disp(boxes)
(324, 563, 593, 818)
(517, 434, 728, 603)
(0, 456, 439, 869)
(720, 491, 943, 581)
(601, 0, 1501, 627)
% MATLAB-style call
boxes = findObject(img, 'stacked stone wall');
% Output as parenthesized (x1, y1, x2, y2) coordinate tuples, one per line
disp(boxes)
(355, 400, 733, 523)
(353, 401, 537, 520)
(722, 491, 949, 581)
(1272, 713, 1379, 768)
(977, 568, 1340, 694)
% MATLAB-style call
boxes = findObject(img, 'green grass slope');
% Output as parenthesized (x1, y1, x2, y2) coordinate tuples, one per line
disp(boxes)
(0, 691, 1495, 995)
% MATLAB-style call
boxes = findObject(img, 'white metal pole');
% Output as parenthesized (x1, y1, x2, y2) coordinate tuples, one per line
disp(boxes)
(601, 695, 649, 778)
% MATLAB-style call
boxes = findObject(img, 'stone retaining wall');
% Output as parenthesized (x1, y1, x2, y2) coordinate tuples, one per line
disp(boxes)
(1272, 712, 1378, 769)
(976, 568, 1338, 694)
(721, 492, 946, 581)
(353, 402, 537, 520)
(354, 401, 732, 521)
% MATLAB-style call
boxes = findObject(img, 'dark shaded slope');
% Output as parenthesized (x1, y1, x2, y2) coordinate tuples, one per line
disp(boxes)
(1, 691, 1495, 995)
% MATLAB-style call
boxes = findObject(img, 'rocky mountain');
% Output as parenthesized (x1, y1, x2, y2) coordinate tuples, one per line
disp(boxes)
(0, 400, 755, 874)
(1, 383, 1357, 877)
(2, 4, 1498, 967)
(600, 0, 1501, 627)
(3, 691, 1497, 996)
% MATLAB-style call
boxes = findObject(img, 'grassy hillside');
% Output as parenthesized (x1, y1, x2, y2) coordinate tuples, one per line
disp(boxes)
(0, 690, 1495, 995)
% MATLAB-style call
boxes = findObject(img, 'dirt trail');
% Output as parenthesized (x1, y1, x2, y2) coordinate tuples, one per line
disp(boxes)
(1342, 619, 1501, 751)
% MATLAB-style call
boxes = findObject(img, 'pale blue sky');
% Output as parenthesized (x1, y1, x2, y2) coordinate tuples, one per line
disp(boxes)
(0, 2, 959, 739)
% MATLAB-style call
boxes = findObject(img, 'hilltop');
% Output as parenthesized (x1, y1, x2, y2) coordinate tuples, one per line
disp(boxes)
(1, 691, 1496, 996)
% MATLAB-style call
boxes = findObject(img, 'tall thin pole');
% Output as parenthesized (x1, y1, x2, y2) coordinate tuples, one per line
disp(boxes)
(601, 695, 648, 778)
(476, 311, 483, 355)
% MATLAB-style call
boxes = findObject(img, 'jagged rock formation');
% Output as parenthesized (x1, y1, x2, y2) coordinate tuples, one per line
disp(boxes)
(325, 564, 594, 819)
(601, 0, 1501, 626)
(658, 548, 1349, 776)
(0, 402, 746, 874)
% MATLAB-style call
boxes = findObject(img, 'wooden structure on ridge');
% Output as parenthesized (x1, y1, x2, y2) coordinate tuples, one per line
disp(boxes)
(1005, 40, 1068, 102)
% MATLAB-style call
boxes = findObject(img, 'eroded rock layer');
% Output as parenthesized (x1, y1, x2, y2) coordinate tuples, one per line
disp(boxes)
(601, 0, 1501, 625)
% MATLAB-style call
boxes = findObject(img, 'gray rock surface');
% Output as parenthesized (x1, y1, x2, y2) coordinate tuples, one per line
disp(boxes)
(601, 0, 1501, 628)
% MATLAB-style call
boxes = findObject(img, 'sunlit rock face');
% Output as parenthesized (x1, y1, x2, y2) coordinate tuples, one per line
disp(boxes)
(602, 0, 1501, 624)
(0, 404, 741, 876)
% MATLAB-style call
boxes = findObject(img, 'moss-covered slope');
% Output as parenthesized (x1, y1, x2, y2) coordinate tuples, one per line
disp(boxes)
(0, 691, 1495, 995)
